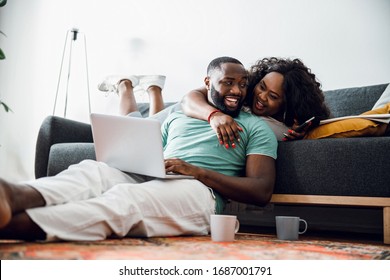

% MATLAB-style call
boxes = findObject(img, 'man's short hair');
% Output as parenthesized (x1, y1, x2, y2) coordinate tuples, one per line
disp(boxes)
(207, 56, 244, 76)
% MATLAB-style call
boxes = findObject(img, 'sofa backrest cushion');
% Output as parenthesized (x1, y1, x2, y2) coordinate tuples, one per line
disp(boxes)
(324, 83, 388, 118)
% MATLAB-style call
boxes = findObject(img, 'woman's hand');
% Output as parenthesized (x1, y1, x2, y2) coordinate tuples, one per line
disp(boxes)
(282, 119, 310, 141)
(209, 112, 243, 148)
(282, 129, 305, 141)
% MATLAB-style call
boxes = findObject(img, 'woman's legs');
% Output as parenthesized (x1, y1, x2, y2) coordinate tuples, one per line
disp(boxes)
(117, 80, 165, 117)
(146, 85, 164, 116)
(117, 79, 138, 116)
(98, 75, 166, 117)
(137, 75, 166, 116)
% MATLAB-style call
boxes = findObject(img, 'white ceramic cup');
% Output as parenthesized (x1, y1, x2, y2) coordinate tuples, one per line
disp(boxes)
(275, 216, 308, 241)
(210, 214, 240, 242)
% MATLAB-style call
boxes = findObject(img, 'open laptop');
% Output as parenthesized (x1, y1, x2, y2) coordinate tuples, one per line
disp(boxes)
(90, 113, 193, 179)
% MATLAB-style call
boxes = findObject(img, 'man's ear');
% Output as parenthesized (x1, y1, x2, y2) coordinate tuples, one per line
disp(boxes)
(204, 76, 210, 90)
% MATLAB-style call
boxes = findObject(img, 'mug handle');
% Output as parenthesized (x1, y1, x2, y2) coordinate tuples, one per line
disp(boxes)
(298, 219, 308, 234)
(234, 219, 240, 233)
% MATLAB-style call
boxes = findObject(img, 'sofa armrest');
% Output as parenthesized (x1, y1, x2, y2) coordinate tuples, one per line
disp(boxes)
(35, 116, 93, 178)
(47, 143, 95, 176)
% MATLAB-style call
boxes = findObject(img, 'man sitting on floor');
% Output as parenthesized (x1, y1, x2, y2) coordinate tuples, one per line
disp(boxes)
(0, 56, 277, 241)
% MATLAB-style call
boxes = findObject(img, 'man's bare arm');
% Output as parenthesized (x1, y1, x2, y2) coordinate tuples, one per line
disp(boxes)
(165, 154, 275, 206)
(181, 87, 243, 147)
(181, 87, 213, 121)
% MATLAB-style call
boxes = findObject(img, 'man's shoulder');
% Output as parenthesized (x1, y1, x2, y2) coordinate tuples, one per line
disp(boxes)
(165, 110, 184, 121)
(237, 112, 277, 139)
(165, 111, 205, 127)
(169, 110, 184, 117)
(236, 111, 264, 125)
(237, 111, 255, 120)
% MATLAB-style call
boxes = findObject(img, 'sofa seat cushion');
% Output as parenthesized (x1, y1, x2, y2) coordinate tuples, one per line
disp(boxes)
(274, 137, 390, 197)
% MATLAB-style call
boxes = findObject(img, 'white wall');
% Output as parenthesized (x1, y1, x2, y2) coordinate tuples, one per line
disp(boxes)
(0, 0, 389, 181)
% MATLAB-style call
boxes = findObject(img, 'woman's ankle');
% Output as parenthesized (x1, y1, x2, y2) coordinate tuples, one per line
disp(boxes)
(118, 79, 134, 90)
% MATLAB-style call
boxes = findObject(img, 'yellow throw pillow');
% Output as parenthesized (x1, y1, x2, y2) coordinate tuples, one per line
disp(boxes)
(304, 103, 390, 139)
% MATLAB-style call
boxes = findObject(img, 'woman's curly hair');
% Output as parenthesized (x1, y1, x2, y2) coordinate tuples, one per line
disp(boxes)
(246, 57, 330, 127)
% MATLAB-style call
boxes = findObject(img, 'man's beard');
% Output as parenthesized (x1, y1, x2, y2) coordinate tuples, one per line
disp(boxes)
(210, 85, 243, 118)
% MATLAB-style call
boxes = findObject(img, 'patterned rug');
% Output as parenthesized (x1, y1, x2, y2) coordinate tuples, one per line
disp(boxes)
(0, 233, 389, 260)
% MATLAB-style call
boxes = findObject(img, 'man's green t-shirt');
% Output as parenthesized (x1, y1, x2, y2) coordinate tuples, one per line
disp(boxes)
(161, 111, 278, 212)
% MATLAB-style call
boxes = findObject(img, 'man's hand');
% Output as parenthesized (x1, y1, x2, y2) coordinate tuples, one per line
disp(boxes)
(209, 112, 243, 148)
(165, 158, 201, 177)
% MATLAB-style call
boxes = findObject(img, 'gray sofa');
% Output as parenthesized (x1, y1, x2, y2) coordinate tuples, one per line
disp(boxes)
(35, 83, 390, 242)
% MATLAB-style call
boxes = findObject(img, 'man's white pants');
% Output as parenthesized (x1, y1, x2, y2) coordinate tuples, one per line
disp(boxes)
(26, 160, 216, 241)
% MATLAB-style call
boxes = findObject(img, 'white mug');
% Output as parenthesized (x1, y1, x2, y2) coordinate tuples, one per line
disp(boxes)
(275, 216, 308, 241)
(210, 214, 240, 242)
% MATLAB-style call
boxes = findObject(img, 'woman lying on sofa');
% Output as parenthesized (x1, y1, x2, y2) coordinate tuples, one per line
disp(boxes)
(98, 57, 330, 145)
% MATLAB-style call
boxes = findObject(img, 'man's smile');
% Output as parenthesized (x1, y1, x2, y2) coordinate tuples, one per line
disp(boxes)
(224, 95, 240, 109)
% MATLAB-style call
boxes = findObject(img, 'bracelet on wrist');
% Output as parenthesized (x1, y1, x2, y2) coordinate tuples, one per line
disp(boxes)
(207, 109, 221, 123)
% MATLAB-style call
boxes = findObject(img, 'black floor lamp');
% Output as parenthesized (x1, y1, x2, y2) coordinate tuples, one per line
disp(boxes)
(52, 28, 91, 118)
